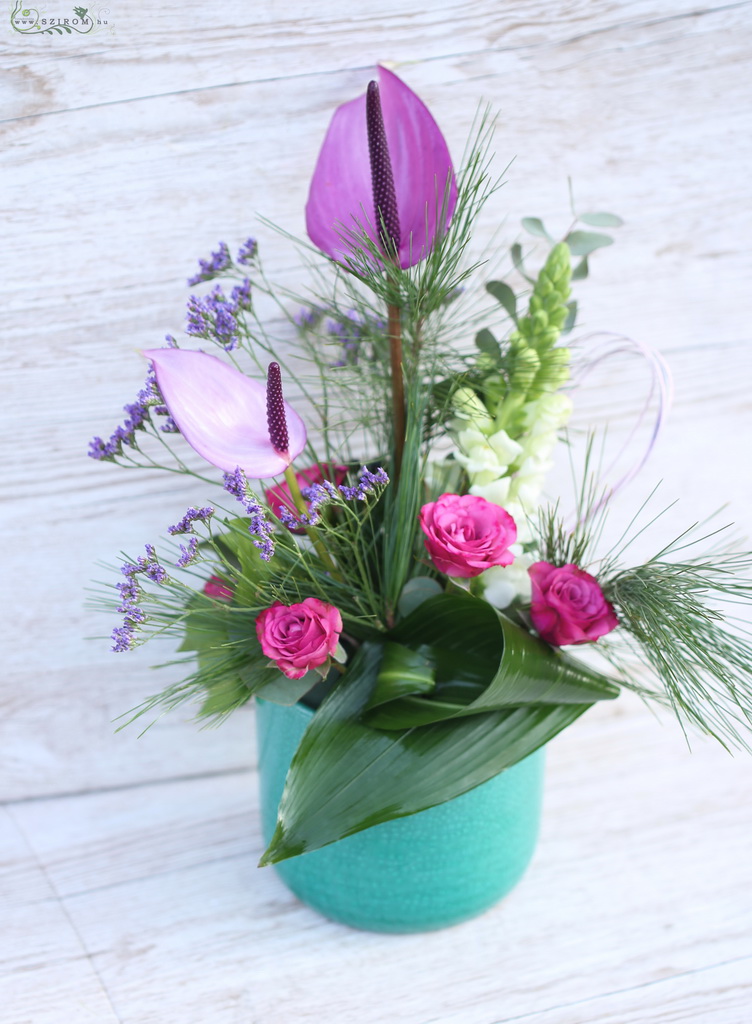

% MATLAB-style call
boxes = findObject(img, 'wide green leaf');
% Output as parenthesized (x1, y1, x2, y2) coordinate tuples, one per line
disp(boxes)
(259, 641, 595, 865)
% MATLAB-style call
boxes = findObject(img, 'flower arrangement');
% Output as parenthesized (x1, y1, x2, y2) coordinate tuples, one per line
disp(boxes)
(91, 66, 752, 869)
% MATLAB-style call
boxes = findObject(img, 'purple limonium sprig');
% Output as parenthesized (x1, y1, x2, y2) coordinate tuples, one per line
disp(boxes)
(223, 468, 275, 561)
(167, 506, 215, 535)
(236, 237, 258, 265)
(294, 306, 320, 329)
(186, 285, 241, 351)
(295, 305, 386, 368)
(187, 241, 232, 287)
(176, 536, 200, 568)
(297, 479, 340, 526)
(111, 544, 170, 652)
(121, 543, 169, 584)
(231, 278, 252, 311)
(278, 468, 390, 531)
(339, 466, 390, 501)
(89, 366, 176, 461)
(111, 626, 136, 653)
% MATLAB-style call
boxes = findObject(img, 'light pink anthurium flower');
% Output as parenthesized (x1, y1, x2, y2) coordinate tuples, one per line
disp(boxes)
(144, 349, 306, 478)
(306, 65, 457, 269)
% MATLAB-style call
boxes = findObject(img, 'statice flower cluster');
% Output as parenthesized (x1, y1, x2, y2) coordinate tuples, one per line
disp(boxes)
(236, 237, 258, 265)
(279, 479, 341, 528)
(295, 306, 385, 367)
(89, 367, 177, 461)
(187, 242, 232, 286)
(338, 466, 390, 501)
(279, 467, 390, 530)
(186, 279, 252, 352)
(223, 468, 275, 561)
(111, 545, 169, 651)
(167, 506, 215, 535)
(176, 536, 199, 568)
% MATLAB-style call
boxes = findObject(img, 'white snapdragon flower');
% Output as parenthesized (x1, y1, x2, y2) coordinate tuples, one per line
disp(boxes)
(523, 393, 573, 434)
(470, 477, 512, 506)
(482, 548, 533, 609)
(450, 387, 493, 433)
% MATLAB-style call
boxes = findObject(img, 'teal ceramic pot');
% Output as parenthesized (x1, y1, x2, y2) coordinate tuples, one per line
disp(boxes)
(256, 698, 545, 933)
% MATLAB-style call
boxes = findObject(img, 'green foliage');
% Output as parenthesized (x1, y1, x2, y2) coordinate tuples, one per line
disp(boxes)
(565, 230, 614, 257)
(602, 546, 752, 751)
(521, 216, 552, 240)
(259, 624, 607, 865)
(485, 280, 517, 322)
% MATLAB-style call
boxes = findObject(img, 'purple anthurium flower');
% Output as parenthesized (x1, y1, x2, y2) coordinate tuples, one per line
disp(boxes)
(306, 66, 457, 269)
(143, 349, 306, 478)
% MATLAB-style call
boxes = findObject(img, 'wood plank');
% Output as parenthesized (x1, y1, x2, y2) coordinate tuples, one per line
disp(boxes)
(10, 697, 751, 1023)
(0, 809, 121, 1024)
(4, 1, 743, 116)
(4, 6, 751, 341)
(442, 958, 752, 1023)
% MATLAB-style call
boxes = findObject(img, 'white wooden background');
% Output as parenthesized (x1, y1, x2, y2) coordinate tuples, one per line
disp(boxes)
(2, 2, 752, 1021)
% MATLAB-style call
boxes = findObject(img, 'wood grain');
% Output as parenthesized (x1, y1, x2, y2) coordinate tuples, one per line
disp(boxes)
(2, 1, 752, 1020)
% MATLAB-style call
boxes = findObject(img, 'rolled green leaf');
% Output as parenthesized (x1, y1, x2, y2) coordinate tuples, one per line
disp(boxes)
(366, 592, 618, 729)
(366, 642, 436, 709)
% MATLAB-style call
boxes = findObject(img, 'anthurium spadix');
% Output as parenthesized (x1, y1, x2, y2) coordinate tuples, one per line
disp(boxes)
(144, 349, 306, 478)
(306, 66, 458, 269)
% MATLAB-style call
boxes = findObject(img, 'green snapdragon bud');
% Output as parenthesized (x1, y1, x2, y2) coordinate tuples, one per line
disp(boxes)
(525, 242, 571, 351)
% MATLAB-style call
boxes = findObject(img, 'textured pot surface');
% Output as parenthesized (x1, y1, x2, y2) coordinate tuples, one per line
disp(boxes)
(256, 698, 545, 933)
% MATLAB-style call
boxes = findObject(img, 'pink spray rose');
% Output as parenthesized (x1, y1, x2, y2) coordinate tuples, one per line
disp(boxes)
(528, 561, 619, 646)
(265, 463, 348, 528)
(255, 598, 343, 679)
(419, 493, 517, 578)
(203, 575, 233, 601)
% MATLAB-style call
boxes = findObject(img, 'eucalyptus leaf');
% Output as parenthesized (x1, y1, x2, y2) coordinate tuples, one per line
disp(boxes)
(486, 281, 518, 321)
(566, 230, 613, 257)
(579, 211, 623, 228)
(397, 576, 443, 617)
(571, 257, 589, 281)
(475, 327, 501, 360)
(521, 216, 552, 240)
(259, 641, 594, 865)
(562, 300, 578, 335)
(253, 671, 319, 706)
